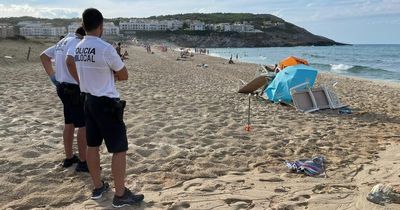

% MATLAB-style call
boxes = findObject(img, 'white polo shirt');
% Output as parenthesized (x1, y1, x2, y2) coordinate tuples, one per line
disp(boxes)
(42, 33, 82, 85)
(74, 35, 125, 98)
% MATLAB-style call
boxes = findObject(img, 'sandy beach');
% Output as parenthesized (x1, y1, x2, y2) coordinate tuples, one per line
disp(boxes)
(0, 39, 400, 210)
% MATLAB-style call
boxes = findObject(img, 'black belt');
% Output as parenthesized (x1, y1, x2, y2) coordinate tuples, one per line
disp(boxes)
(60, 82, 79, 87)
(85, 93, 119, 102)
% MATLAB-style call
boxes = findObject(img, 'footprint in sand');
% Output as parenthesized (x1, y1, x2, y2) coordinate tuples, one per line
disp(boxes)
(224, 198, 254, 209)
(290, 194, 311, 201)
(21, 150, 41, 158)
(312, 184, 357, 194)
(133, 138, 148, 146)
(166, 201, 190, 210)
(274, 186, 290, 193)
(135, 148, 154, 158)
(183, 182, 202, 191)
(259, 177, 284, 182)
(5, 175, 25, 184)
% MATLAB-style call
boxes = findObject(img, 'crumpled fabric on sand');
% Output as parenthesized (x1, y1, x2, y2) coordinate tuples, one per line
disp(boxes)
(285, 156, 325, 176)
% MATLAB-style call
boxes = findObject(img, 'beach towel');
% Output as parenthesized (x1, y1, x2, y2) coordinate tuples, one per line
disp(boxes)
(285, 156, 325, 176)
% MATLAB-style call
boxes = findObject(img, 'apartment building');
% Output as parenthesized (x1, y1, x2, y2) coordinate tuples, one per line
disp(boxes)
(120, 19, 183, 31)
(19, 22, 66, 37)
(0, 24, 14, 38)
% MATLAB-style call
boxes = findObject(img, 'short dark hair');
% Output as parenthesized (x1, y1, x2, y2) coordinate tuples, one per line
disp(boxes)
(75, 26, 86, 36)
(82, 8, 103, 32)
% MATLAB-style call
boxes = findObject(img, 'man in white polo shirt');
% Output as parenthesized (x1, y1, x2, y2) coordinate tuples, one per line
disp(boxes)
(40, 27, 88, 172)
(74, 8, 144, 207)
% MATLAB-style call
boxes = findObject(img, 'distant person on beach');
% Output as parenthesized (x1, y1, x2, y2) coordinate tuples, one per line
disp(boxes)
(115, 42, 122, 58)
(147, 45, 151, 53)
(273, 64, 281, 73)
(40, 27, 88, 172)
(122, 50, 129, 60)
(75, 8, 144, 207)
(229, 55, 234, 64)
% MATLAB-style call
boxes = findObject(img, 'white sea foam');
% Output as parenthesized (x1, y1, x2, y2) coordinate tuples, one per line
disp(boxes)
(330, 64, 353, 72)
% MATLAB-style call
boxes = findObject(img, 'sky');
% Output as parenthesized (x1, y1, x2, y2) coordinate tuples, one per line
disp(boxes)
(0, 0, 399, 44)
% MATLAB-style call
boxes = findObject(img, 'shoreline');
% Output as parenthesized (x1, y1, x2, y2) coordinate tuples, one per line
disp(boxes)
(209, 52, 400, 87)
(1, 40, 400, 209)
(206, 45, 400, 84)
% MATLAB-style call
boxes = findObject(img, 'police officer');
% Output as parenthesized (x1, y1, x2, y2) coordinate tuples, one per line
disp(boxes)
(75, 8, 144, 207)
(40, 27, 88, 172)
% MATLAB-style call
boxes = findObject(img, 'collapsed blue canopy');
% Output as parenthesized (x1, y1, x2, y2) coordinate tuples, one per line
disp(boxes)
(265, 64, 318, 103)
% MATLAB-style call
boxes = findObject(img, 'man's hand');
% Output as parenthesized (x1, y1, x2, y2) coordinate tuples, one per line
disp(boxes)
(113, 72, 119, 81)
(114, 66, 128, 81)
(50, 73, 60, 87)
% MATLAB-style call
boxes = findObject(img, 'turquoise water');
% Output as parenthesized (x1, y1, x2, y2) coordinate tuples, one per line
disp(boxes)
(208, 45, 400, 82)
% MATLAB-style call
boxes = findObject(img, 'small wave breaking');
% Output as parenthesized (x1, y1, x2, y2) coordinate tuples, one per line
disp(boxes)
(330, 64, 353, 72)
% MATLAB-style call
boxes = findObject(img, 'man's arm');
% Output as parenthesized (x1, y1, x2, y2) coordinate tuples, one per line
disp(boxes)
(66, 55, 79, 83)
(40, 53, 55, 77)
(40, 52, 59, 86)
(114, 66, 128, 81)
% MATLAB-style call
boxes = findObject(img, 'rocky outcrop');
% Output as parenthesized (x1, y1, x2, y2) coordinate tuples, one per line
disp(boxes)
(135, 26, 343, 48)
(166, 32, 340, 48)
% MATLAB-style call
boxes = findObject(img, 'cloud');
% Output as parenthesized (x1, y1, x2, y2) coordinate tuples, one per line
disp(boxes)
(0, 0, 400, 22)
(0, 4, 79, 18)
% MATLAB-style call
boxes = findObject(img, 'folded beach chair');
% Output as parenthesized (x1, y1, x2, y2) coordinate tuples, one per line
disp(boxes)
(290, 82, 319, 113)
(290, 83, 347, 113)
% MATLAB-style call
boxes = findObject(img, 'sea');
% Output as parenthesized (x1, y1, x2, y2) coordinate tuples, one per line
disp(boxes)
(208, 45, 400, 82)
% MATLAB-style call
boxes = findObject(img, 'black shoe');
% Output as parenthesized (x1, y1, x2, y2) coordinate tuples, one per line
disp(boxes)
(62, 155, 79, 168)
(75, 161, 89, 173)
(112, 188, 144, 208)
(91, 181, 110, 200)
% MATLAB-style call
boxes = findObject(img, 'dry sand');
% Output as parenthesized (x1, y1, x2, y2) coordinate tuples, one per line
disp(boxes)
(0, 39, 400, 209)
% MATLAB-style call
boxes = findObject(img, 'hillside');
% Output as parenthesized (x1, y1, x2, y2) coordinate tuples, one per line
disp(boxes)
(0, 13, 344, 47)
(142, 13, 344, 47)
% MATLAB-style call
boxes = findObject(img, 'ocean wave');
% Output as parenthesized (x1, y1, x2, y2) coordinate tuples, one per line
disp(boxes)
(259, 56, 267, 60)
(302, 53, 326, 58)
(311, 63, 395, 77)
(330, 64, 353, 72)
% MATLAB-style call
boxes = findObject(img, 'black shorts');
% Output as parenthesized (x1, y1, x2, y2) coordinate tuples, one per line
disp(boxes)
(84, 94, 128, 153)
(56, 83, 85, 128)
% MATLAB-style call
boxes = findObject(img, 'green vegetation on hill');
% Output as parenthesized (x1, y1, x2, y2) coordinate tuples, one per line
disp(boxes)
(150, 12, 283, 24)
(0, 16, 77, 26)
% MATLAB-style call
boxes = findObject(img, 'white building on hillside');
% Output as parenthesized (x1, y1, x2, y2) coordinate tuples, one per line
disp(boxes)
(19, 22, 66, 37)
(68, 22, 81, 33)
(120, 19, 183, 31)
(103, 22, 120, 36)
(190, 21, 205, 31)
(231, 23, 254, 32)
(212, 22, 256, 33)
(68, 22, 119, 36)
(0, 24, 14, 38)
(212, 23, 232, 32)
(167, 20, 184, 31)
